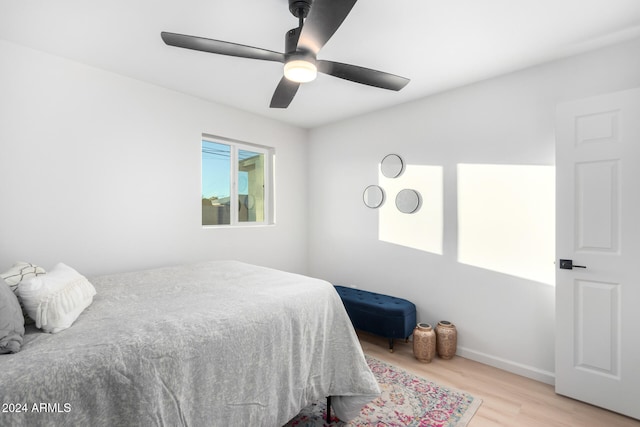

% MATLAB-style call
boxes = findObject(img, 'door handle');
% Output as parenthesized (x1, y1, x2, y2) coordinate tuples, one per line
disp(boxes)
(559, 259, 587, 270)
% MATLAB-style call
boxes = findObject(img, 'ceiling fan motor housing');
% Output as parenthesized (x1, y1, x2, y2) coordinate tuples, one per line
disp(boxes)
(285, 27, 315, 65)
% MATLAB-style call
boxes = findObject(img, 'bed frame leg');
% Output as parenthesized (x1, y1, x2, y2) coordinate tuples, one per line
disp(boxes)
(326, 396, 332, 423)
(388, 338, 394, 352)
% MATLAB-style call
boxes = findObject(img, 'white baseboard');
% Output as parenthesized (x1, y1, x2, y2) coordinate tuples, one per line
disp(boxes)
(456, 346, 556, 385)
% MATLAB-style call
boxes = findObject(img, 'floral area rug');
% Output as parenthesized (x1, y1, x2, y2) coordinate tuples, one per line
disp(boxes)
(284, 355, 482, 427)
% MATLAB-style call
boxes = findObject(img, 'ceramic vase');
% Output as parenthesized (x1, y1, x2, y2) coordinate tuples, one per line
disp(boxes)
(435, 320, 457, 359)
(412, 323, 436, 363)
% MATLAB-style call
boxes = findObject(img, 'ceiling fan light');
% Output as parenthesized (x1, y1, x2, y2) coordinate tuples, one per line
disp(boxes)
(284, 59, 317, 83)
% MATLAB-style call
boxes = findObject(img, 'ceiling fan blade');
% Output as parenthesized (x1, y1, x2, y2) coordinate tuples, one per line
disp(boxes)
(297, 0, 358, 54)
(161, 31, 284, 62)
(317, 60, 410, 91)
(270, 77, 300, 108)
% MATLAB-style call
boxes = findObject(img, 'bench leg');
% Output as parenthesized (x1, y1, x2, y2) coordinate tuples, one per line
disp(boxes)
(388, 338, 394, 352)
(326, 396, 331, 423)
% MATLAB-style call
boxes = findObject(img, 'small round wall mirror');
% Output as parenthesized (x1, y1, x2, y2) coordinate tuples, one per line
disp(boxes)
(380, 154, 404, 178)
(363, 185, 385, 209)
(396, 189, 421, 214)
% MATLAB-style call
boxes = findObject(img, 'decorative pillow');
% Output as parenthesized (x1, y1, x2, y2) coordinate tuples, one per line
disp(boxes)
(18, 263, 96, 334)
(0, 280, 25, 353)
(1, 262, 46, 324)
(1, 261, 46, 290)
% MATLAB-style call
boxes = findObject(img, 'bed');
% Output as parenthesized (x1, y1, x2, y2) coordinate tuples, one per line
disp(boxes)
(0, 260, 380, 426)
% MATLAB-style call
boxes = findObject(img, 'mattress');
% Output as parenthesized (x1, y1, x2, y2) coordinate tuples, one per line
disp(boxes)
(0, 260, 379, 426)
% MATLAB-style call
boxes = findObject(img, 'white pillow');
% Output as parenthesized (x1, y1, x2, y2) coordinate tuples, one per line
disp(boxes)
(18, 263, 96, 334)
(1, 261, 47, 324)
(1, 261, 46, 289)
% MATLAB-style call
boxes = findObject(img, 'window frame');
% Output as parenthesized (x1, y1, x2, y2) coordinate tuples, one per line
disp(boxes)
(201, 134, 275, 227)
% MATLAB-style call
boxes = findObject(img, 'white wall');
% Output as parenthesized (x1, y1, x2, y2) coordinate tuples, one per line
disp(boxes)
(307, 37, 640, 383)
(0, 40, 309, 276)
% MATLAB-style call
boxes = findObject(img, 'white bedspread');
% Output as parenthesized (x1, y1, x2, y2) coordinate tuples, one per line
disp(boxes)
(0, 260, 379, 426)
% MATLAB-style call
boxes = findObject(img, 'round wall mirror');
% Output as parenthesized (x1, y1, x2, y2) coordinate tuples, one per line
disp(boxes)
(363, 185, 385, 209)
(396, 189, 421, 214)
(380, 154, 404, 178)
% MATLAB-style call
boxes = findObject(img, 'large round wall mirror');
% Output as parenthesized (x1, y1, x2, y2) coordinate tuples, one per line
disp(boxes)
(380, 154, 404, 178)
(363, 185, 385, 209)
(396, 189, 421, 214)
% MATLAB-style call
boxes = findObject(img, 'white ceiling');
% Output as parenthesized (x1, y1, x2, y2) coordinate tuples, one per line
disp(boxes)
(2, 0, 640, 128)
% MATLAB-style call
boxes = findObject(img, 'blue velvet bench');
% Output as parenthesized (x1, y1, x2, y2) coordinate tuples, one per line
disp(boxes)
(334, 285, 416, 352)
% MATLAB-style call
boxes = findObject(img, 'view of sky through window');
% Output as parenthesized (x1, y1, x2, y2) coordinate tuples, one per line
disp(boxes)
(202, 140, 230, 200)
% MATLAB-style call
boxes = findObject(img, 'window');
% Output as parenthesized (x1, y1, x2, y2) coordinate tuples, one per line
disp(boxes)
(201, 135, 273, 226)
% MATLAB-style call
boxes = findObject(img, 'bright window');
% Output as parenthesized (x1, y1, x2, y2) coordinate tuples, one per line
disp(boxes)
(201, 135, 273, 226)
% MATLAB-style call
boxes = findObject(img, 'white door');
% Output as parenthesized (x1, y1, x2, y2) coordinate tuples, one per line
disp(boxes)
(555, 87, 640, 419)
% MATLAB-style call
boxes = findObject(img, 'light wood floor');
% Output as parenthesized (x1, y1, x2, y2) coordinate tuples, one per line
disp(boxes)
(357, 331, 640, 427)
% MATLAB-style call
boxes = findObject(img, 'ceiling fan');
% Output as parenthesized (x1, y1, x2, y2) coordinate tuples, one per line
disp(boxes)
(161, 0, 410, 108)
